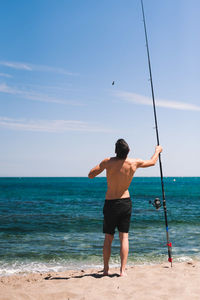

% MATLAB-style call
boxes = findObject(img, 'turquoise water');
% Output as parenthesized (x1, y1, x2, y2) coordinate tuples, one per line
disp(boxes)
(0, 177, 200, 275)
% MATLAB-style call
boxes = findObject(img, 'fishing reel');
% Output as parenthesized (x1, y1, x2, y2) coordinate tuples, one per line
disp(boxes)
(149, 198, 162, 210)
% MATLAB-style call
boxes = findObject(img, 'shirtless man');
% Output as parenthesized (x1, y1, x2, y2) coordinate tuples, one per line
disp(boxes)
(88, 138, 162, 276)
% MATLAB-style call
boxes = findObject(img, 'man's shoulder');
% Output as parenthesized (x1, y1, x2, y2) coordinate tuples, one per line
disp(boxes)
(100, 157, 111, 166)
(126, 158, 141, 168)
(102, 157, 111, 162)
(126, 157, 137, 163)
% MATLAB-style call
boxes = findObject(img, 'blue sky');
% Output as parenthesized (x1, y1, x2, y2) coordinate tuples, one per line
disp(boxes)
(0, 0, 199, 177)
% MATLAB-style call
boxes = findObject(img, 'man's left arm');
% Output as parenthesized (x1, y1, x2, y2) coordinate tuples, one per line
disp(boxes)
(88, 158, 109, 179)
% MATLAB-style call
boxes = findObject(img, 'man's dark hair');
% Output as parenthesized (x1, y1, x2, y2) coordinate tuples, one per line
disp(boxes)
(115, 139, 130, 159)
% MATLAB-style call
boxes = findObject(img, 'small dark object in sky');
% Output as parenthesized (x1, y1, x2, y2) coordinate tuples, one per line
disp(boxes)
(112, 81, 115, 85)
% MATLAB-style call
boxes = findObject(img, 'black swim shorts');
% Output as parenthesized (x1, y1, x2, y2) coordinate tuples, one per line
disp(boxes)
(103, 197, 132, 235)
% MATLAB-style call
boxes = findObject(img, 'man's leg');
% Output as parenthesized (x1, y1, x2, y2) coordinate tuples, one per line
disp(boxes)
(119, 232, 129, 276)
(103, 233, 114, 275)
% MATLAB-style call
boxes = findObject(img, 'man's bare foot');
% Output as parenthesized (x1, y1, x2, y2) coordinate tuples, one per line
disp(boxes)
(103, 271, 109, 276)
(120, 269, 127, 277)
(103, 268, 109, 276)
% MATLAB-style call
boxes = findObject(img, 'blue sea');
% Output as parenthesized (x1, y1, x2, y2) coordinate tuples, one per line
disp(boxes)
(0, 177, 200, 276)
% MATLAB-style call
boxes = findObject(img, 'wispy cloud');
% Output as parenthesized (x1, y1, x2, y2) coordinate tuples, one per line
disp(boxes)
(0, 61, 32, 71)
(0, 83, 81, 105)
(0, 72, 13, 78)
(0, 60, 77, 76)
(115, 91, 200, 112)
(0, 117, 111, 133)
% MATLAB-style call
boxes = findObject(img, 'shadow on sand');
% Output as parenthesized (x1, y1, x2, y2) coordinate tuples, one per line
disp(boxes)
(44, 271, 120, 280)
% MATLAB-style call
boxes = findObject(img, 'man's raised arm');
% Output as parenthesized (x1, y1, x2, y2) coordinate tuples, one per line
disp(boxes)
(88, 158, 109, 179)
(136, 146, 163, 168)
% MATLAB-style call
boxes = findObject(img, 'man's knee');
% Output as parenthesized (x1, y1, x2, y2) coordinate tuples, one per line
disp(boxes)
(104, 233, 114, 244)
(119, 232, 129, 241)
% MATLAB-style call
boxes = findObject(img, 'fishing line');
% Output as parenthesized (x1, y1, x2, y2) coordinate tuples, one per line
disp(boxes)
(140, 0, 172, 266)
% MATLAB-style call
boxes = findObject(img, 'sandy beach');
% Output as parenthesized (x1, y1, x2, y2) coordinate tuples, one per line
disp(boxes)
(0, 261, 200, 300)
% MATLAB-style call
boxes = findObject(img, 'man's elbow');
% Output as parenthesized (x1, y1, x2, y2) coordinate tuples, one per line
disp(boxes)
(88, 172, 94, 179)
(148, 159, 156, 167)
(151, 159, 158, 166)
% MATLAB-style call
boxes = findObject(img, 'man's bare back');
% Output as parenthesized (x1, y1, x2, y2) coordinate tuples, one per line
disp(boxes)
(88, 146, 162, 200)
(104, 157, 136, 199)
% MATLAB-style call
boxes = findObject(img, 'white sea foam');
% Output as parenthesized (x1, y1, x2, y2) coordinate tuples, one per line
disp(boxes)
(0, 260, 104, 277)
(175, 256, 193, 262)
(1, 255, 200, 276)
(0, 257, 158, 276)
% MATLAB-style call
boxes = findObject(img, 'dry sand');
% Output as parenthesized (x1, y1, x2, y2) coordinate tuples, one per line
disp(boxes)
(0, 261, 200, 300)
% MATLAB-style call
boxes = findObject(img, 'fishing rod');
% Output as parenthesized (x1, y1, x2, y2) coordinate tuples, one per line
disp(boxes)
(140, 0, 172, 266)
